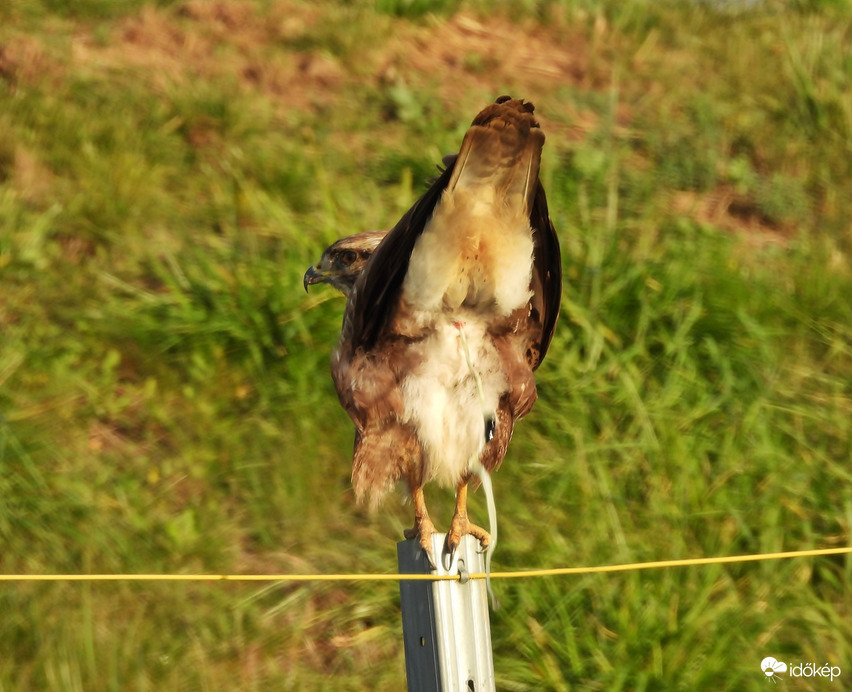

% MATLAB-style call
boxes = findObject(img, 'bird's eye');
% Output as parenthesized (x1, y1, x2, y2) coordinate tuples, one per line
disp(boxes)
(341, 250, 357, 266)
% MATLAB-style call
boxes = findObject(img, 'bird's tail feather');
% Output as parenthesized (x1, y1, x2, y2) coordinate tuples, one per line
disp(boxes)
(446, 98, 544, 217)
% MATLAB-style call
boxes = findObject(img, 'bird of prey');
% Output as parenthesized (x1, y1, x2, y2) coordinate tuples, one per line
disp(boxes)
(320, 96, 561, 560)
(303, 229, 388, 297)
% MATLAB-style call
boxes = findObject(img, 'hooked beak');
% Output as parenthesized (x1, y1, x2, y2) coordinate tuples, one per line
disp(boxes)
(303, 265, 324, 292)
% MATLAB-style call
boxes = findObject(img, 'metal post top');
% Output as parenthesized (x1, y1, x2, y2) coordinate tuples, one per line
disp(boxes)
(398, 534, 495, 692)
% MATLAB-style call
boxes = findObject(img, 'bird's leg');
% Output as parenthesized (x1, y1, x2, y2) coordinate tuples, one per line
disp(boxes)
(446, 478, 490, 559)
(403, 484, 438, 561)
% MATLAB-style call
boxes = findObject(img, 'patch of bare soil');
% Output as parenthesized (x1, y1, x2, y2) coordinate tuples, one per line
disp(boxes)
(70, 1, 344, 109)
(672, 186, 792, 247)
(66, 3, 604, 133)
(377, 12, 611, 141)
(23, 1, 787, 244)
(0, 34, 63, 87)
(382, 13, 592, 90)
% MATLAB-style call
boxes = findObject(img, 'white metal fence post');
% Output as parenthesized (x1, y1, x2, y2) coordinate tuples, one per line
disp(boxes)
(398, 533, 496, 692)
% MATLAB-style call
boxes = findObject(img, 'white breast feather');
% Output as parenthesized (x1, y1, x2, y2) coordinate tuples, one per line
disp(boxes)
(401, 321, 506, 486)
(398, 184, 534, 486)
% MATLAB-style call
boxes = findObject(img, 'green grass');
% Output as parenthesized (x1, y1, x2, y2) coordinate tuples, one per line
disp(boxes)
(1, 0, 851, 689)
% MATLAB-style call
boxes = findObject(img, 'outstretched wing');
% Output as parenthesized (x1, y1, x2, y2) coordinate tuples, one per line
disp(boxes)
(343, 104, 560, 362)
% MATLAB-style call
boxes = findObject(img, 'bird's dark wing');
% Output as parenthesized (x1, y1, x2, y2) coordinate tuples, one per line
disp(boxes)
(529, 181, 562, 369)
(343, 157, 560, 363)
(344, 160, 456, 351)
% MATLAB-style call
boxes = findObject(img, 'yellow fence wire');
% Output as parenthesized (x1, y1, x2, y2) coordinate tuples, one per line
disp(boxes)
(0, 546, 849, 582)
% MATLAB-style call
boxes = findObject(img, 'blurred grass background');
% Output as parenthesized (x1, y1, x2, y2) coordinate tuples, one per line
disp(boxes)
(1, 0, 851, 689)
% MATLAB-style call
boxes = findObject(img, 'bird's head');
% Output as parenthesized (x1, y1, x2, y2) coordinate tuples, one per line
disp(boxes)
(303, 229, 388, 296)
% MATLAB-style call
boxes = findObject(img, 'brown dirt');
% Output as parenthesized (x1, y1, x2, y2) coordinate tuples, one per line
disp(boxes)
(62, 2, 604, 132)
(0, 0, 614, 150)
(671, 186, 792, 247)
(68, 2, 343, 109)
(0, 34, 61, 87)
(5, 1, 784, 241)
(374, 12, 608, 140)
(403, 11, 598, 90)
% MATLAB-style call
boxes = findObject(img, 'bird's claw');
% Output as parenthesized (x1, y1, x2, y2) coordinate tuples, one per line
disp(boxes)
(445, 513, 490, 566)
(404, 516, 438, 568)
(442, 537, 457, 571)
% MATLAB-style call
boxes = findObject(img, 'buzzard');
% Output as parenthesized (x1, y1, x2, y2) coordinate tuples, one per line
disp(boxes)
(323, 96, 561, 560)
(303, 229, 388, 297)
(302, 155, 460, 295)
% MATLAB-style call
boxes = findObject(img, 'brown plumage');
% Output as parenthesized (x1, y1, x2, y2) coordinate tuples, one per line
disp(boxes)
(303, 229, 389, 296)
(302, 158, 460, 297)
(330, 96, 561, 559)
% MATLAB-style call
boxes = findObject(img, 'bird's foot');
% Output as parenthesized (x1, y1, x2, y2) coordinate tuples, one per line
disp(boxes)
(404, 515, 438, 566)
(444, 512, 490, 568)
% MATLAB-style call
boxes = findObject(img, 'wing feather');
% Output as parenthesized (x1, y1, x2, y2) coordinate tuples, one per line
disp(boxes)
(343, 162, 456, 352)
(529, 181, 562, 369)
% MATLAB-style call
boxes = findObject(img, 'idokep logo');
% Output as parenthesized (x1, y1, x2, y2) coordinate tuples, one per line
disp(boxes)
(761, 658, 787, 683)
(761, 656, 842, 683)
